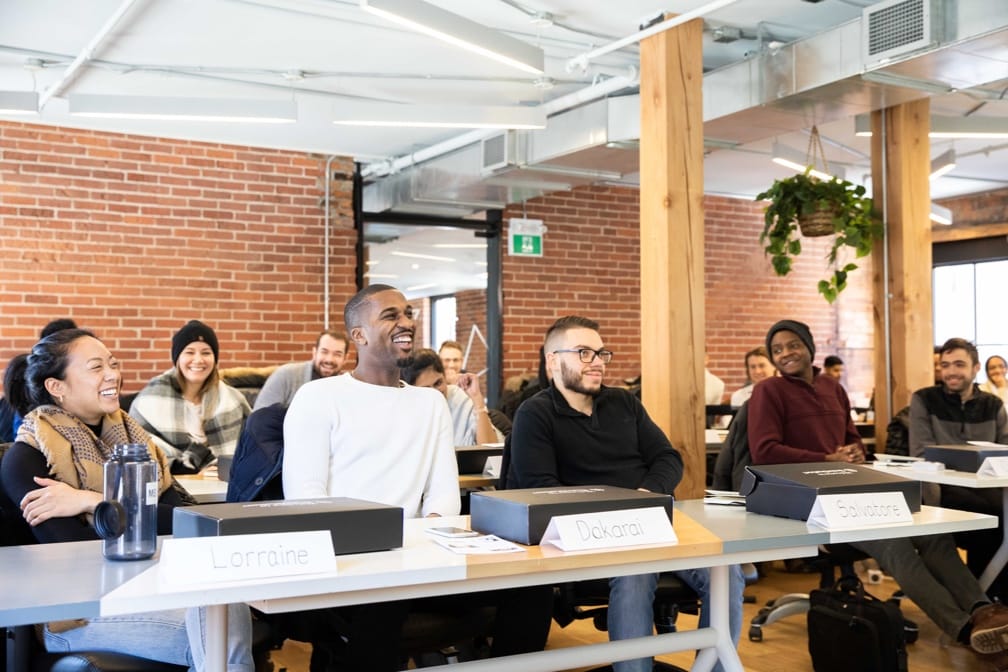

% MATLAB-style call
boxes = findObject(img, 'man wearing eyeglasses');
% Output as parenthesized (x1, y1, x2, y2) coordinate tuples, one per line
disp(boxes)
(509, 315, 744, 672)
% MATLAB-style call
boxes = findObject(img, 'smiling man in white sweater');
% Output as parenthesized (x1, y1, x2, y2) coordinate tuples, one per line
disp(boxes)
(282, 284, 459, 671)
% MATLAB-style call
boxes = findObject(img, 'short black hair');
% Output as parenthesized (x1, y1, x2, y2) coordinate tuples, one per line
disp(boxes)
(399, 348, 444, 385)
(543, 316, 600, 352)
(940, 337, 979, 367)
(39, 318, 78, 339)
(823, 355, 844, 368)
(344, 284, 398, 332)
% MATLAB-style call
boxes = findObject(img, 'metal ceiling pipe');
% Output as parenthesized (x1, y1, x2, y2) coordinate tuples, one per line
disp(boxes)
(361, 66, 639, 179)
(38, 0, 144, 110)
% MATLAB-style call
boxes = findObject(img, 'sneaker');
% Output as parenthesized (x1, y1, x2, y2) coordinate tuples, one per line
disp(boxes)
(971, 604, 1008, 654)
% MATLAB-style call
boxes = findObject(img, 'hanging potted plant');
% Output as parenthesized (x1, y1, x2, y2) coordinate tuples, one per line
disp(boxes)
(755, 129, 881, 303)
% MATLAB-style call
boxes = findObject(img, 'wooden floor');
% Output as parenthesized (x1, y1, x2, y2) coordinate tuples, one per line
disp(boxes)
(268, 561, 984, 671)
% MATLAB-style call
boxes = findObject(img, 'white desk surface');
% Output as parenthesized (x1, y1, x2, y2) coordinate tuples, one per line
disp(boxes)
(872, 462, 1008, 488)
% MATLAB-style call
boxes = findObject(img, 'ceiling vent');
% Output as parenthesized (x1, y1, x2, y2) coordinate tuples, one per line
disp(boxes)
(863, 0, 943, 65)
(481, 133, 515, 173)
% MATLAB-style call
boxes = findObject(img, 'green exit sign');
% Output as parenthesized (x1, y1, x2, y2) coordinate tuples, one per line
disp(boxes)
(511, 233, 542, 256)
(508, 217, 545, 257)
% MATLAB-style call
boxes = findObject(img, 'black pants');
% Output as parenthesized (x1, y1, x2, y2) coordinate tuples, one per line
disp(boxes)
(942, 484, 1006, 601)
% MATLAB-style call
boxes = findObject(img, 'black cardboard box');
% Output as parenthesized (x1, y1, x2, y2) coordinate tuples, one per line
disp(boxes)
(470, 485, 672, 545)
(455, 445, 503, 475)
(172, 497, 403, 554)
(923, 444, 1008, 473)
(740, 463, 921, 521)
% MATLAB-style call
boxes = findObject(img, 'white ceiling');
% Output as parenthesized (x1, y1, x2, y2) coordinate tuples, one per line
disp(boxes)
(3, 0, 1008, 294)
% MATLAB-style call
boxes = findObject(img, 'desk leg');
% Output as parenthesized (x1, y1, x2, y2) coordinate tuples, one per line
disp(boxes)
(206, 604, 228, 672)
(696, 564, 743, 672)
(978, 488, 1008, 591)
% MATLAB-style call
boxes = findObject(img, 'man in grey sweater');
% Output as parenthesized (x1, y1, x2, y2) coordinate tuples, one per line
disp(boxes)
(254, 329, 348, 409)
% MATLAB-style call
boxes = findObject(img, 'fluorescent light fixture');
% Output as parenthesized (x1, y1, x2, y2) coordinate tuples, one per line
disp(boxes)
(69, 94, 297, 123)
(361, 0, 544, 75)
(856, 114, 1008, 139)
(0, 91, 38, 114)
(432, 243, 487, 249)
(390, 250, 456, 262)
(364, 272, 399, 279)
(334, 103, 545, 129)
(929, 149, 956, 180)
(406, 282, 438, 292)
(930, 203, 953, 225)
(771, 141, 846, 181)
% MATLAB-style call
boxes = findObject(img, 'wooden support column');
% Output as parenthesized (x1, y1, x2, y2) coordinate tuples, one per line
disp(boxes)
(639, 17, 705, 499)
(871, 99, 934, 449)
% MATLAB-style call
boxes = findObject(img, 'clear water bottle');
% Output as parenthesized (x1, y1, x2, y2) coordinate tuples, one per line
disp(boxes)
(96, 443, 158, 561)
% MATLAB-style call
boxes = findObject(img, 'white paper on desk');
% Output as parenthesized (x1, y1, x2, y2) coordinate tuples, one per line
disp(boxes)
(540, 507, 676, 551)
(704, 496, 746, 507)
(431, 534, 523, 554)
(806, 492, 912, 530)
(483, 455, 502, 478)
(969, 441, 1007, 448)
(979, 457, 1008, 477)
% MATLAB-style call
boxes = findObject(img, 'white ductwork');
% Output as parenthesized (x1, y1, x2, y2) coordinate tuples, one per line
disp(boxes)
(365, 0, 1008, 215)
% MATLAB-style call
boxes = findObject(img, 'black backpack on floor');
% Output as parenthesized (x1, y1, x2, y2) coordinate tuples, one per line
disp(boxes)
(807, 576, 908, 672)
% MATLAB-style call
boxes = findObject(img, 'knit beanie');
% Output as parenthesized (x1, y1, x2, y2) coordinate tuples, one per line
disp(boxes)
(171, 320, 220, 364)
(765, 319, 816, 363)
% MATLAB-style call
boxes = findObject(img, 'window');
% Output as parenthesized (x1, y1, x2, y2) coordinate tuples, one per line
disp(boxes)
(934, 260, 1008, 383)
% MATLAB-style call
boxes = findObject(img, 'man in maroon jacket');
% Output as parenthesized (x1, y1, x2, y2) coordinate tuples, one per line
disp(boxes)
(748, 319, 1008, 668)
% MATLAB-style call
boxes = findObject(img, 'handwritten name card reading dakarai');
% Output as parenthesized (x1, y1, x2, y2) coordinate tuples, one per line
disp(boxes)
(540, 507, 676, 552)
(806, 492, 912, 530)
(159, 530, 337, 587)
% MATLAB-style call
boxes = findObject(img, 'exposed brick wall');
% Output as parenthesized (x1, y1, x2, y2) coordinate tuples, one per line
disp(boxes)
(501, 187, 875, 402)
(455, 288, 488, 376)
(0, 121, 357, 396)
(938, 186, 1008, 226)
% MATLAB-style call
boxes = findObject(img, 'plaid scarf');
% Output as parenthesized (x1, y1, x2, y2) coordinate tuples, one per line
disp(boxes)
(128, 369, 250, 469)
(16, 405, 171, 500)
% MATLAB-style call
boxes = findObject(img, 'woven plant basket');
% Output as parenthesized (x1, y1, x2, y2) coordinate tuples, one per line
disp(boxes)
(798, 207, 837, 237)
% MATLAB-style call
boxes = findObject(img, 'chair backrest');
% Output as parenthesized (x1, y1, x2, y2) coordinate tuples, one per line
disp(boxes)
(225, 403, 287, 503)
(712, 401, 751, 492)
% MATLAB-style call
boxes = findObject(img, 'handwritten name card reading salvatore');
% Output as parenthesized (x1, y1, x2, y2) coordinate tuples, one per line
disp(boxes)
(806, 491, 912, 530)
(540, 506, 677, 552)
(159, 530, 337, 587)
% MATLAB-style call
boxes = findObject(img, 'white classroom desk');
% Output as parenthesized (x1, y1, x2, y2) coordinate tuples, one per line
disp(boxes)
(874, 462, 1008, 589)
(0, 502, 995, 672)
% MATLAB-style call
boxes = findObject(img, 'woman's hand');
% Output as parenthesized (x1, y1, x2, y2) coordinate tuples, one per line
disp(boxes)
(20, 477, 102, 526)
(457, 372, 483, 404)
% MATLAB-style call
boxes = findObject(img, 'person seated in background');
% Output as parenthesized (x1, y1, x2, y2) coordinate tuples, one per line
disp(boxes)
(822, 354, 844, 380)
(130, 320, 250, 473)
(0, 328, 252, 671)
(498, 346, 549, 420)
(981, 354, 1008, 404)
(729, 346, 773, 408)
(438, 340, 465, 386)
(400, 349, 505, 445)
(749, 319, 1008, 666)
(911, 338, 1008, 602)
(283, 285, 551, 670)
(253, 329, 348, 409)
(510, 315, 745, 672)
(704, 352, 726, 405)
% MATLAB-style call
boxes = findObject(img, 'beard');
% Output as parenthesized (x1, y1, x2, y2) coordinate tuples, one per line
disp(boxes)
(559, 358, 602, 397)
(396, 354, 415, 368)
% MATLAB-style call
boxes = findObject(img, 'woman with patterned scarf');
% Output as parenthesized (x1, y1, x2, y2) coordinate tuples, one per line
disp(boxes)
(130, 320, 251, 474)
(0, 328, 253, 671)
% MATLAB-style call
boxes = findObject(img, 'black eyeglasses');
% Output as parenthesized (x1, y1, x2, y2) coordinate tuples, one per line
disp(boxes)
(552, 348, 614, 364)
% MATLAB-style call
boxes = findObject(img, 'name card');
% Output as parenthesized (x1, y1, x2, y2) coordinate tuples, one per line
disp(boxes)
(979, 457, 1008, 477)
(483, 455, 502, 478)
(159, 530, 336, 587)
(807, 492, 912, 530)
(540, 506, 677, 551)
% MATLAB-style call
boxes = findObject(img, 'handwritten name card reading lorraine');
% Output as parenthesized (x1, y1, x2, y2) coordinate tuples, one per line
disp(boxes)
(159, 530, 337, 587)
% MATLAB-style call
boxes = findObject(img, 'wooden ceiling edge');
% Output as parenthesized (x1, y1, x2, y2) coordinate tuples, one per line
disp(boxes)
(930, 221, 1008, 243)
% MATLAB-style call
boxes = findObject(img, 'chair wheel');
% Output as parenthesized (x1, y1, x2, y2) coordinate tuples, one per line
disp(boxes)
(748, 625, 763, 642)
